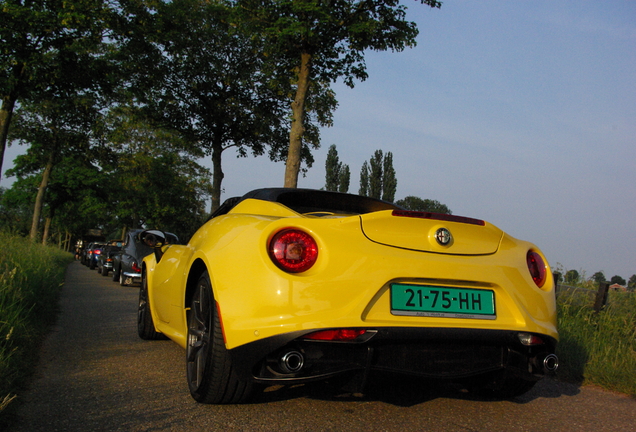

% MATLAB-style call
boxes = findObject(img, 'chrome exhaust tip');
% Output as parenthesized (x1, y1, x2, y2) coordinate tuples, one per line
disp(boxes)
(543, 354, 559, 372)
(279, 350, 304, 374)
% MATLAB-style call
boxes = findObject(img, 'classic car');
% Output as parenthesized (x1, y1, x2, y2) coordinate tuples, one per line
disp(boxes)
(112, 229, 178, 286)
(84, 242, 105, 269)
(97, 240, 123, 277)
(138, 188, 558, 404)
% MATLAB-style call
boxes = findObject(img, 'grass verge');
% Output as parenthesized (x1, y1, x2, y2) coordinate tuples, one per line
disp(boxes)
(556, 287, 636, 396)
(0, 232, 73, 426)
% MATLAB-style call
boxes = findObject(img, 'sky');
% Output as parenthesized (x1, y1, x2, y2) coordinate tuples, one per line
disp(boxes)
(2, 1, 635, 280)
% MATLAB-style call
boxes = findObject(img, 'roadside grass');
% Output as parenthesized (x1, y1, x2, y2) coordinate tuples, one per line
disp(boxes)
(0, 232, 73, 425)
(556, 287, 636, 396)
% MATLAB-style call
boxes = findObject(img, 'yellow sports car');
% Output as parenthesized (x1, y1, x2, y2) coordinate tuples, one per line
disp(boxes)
(138, 188, 558, 404)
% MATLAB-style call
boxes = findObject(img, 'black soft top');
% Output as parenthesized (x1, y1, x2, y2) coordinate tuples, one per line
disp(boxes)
(211, 188, 401, 219)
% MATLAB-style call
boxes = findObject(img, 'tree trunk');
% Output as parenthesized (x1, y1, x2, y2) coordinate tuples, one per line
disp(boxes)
(211, 141, 224, 212)
(0, 94, 17, 182)
(284, 52, 312, 188)
(0, 61, 25, 181)
(29, 153, 54, 241)
(42, 217, 52, 245)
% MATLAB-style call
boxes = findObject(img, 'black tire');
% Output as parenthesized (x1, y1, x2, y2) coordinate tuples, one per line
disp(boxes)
(89, 259, 96, 270)
(186, 271, 252, 404)
(101, 267, 109, 277)
(137, 270, 164, 340)
(119, 269, 127, 286)
(112, 265, 120, 282)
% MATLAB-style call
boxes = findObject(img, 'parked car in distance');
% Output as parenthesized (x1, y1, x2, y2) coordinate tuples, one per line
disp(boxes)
(137, 188, 558, 405)
(85, 242, 106, 270)
(112, 229, 178, 286)
(97, 240, 123, 277)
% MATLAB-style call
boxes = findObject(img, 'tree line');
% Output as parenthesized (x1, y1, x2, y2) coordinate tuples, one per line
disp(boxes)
(324, 144, 452, 213)
(0, 0, 442, 244)
(554, 268, 636, 293)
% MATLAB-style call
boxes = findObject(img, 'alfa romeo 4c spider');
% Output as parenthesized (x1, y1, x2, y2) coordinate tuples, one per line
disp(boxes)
(137, 188, 558, 404)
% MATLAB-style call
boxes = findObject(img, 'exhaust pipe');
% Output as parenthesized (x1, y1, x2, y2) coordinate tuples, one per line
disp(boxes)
(279, 350, 304, 374)
(542, 354, 559, 373)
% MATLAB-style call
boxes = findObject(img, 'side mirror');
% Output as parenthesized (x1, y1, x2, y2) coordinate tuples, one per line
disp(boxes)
(140, 230, 167, 262)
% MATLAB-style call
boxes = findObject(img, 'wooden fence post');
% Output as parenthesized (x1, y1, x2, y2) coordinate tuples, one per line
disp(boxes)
(593, 282, 610, 312)
(553, 272, 561, 294)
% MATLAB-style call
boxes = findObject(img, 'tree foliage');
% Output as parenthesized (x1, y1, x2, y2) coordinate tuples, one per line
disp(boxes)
(359, 149, 397, 202)
(565, 269, 580, 285)
(7, 96, 103, 241)
(113, 0, 292, 210)
(382, 151, 397, 202)
(610, 275, 626, 286)
(395, 196, 452, 214)
(102, 106, 213, 240)
(324, 144, 349, 192)
(591, 271, 606, 284)
(358, 160, 369, 196)
(0, 0, 111, 180)
(236, 0, 442, 187)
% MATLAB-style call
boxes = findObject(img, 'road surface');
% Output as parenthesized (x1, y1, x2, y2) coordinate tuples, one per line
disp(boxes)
(11, 262, 636, 431)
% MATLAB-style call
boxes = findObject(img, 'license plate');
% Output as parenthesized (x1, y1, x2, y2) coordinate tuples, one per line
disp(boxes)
(390, 284, 496, 320)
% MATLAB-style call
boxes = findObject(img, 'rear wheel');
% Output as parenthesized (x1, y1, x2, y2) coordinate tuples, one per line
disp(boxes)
(137, 270, 164, 340)
(186, 271, 252, 404)
(112, 265, 120, 282)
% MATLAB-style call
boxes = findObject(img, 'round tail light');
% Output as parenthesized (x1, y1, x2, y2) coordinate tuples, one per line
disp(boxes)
(527, 250, 547, 288)
(269, 229, 318, 273)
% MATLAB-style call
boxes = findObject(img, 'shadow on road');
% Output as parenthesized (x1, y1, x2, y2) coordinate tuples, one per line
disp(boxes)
(250, 372, 581, 408)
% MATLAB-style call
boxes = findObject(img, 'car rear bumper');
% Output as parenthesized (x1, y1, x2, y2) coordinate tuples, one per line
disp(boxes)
(123, 271, 141, 280)
(229, 327, 557, 385)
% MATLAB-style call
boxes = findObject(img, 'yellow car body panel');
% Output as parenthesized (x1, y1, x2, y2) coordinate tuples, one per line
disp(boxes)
(144, 198, 557, 350)
(140, 188, 558, 402)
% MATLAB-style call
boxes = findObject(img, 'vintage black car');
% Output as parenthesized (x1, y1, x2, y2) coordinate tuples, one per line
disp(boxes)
(97, 240, 123, 277)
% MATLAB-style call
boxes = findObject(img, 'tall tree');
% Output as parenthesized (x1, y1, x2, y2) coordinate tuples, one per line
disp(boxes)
(0, 0, 110, 180)
(369, 150, 383, 199)
(103, 106, 213, 239)
(359, 161, 369, 196)
(359, 149, 396, 201)
(115, 0, 292, 210)
(382, 151, 397, 202)
(237, 0, 442, 188)
(7, 97, 101, 241)
(325, 144, 341, 192)
(338, 164, 350, 193)
(324, 144, 349, 192)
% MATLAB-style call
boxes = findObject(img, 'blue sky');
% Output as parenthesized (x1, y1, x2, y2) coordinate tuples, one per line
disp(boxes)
(2, 1, 634, 280)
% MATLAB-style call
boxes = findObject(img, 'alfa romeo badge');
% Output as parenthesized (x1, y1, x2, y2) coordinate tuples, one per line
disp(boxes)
(435, 228, 452, 246)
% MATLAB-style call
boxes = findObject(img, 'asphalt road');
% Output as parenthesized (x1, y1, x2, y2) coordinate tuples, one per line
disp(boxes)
(11, 261, 636, 431)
